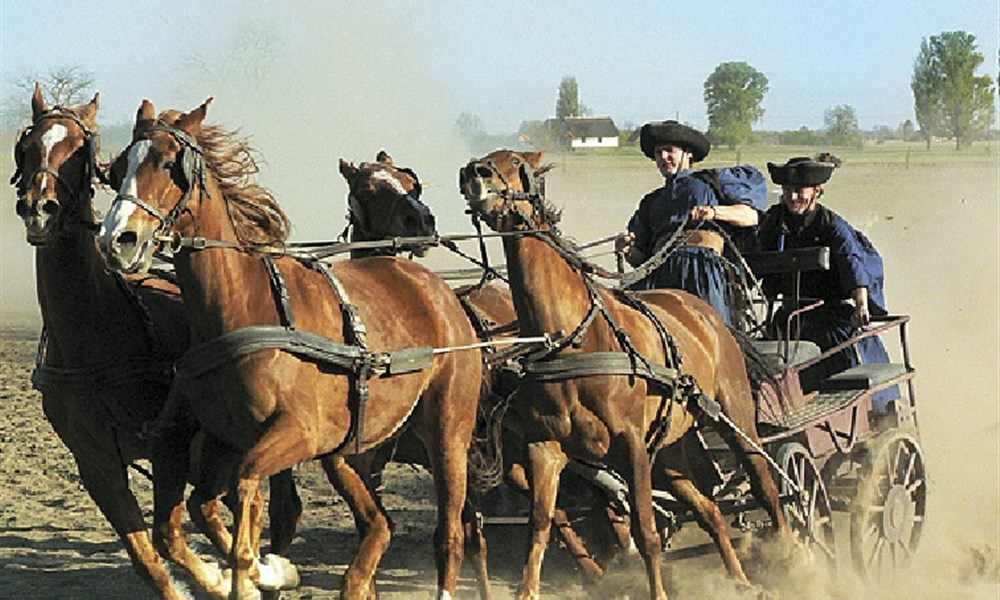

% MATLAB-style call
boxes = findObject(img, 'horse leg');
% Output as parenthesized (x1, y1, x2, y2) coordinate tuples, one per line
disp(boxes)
(428, 437, 471, 600)
(716, 425, 789, 534)
(517, 440, 568, 600)
(266, 469, 302, 556)
(462, 499, 493, 600)
(186, 432, 236, 557)
(654, 447, 748, 582)
(230, 475, 265, 600)
(71, 452, 188, 600)
(508, 449, 605, 585)
(619, 435, 667, 600)
(151, 428, 234, 600)
(43, 394, 187, 600)
(321, 454, 392, 600)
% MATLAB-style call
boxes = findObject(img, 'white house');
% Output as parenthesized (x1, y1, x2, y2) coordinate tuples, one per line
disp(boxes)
(563, 116, 620, 148)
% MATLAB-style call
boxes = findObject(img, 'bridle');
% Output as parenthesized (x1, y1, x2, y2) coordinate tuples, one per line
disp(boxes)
(344, 164, 431, 249)
(110, 122, 209, 243)
(11, 108, 106, 237)
(463, 157, 553, 231)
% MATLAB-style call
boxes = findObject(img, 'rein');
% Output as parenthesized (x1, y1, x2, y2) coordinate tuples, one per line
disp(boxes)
(466, 160, 722, 457)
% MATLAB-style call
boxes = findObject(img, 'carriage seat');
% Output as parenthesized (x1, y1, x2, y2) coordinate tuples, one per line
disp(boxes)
(751, 340, 822, 367)
(820, 363, 908, 391)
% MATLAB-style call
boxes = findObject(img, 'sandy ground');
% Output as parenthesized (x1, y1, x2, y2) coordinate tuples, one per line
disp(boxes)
(1, 156, 998, 599)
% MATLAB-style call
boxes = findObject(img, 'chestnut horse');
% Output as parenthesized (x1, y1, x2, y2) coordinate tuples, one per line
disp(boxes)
(340, 152, 625, 587)
(98, 98, 483, 600)
(459, 150, 789, 600)
(9, 84, 261, 599)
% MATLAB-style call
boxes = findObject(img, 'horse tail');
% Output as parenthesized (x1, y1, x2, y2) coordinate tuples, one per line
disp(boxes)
(467, 370, 509, 494)
(727, 326, 787, 412)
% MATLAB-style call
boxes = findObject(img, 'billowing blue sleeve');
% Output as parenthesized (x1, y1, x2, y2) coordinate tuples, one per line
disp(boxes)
(829, 216, 887, 310)
(627, 193, 654, 260)
(678, 177, 718, 207)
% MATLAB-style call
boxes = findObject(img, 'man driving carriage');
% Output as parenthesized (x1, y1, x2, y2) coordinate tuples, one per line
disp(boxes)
(757, 156, 900, 412)
(616, 120, 763, 327)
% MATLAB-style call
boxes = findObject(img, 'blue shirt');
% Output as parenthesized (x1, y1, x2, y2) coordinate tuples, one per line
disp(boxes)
(757, 204, 887, 313)
(626, 171, 717, 263)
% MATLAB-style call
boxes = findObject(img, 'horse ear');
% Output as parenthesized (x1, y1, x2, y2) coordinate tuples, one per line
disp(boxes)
(176, 97, 213, 135)
(137, 100, 156, 123)
(523, 151, 545, 169)
(376, 150, 393, 164)
(31, 82, 49, 120)
(339, 159, 357, 181)
(79, 92, 100, 126)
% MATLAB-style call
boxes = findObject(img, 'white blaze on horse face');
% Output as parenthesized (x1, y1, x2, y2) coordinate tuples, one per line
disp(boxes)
(40, 123, 69, 160)
(39, 124, 69, 196)
(100, 140, 151, 242)
(371, 169, 408, 196)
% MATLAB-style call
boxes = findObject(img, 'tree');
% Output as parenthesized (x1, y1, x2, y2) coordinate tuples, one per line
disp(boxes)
(898, 119, 916, 142)
(180, 20, 281, 92)
(911, 31, 997, 149)
(2, 65, 95, 127)
(703, 62, 769, 149)
(455, 112, 517, 154)
(824, 105, 861, 147)
(555, 77, 582, 119)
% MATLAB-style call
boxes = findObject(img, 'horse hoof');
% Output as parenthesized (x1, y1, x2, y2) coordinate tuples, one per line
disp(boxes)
(257, 554, 300, 591)
(219, 567, 262, 600)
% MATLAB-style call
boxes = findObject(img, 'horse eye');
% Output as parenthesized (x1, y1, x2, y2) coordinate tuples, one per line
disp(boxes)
(162, 160, 176, 171)
(511, 157, 521, 166)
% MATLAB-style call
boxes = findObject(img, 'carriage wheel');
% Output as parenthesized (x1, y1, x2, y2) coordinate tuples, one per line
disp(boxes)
(850, 431, 926, 581)
(775, 442, 837, 564)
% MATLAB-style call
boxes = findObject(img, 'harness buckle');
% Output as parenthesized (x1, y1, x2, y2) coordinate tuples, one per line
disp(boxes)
(369, 352, 391, 377)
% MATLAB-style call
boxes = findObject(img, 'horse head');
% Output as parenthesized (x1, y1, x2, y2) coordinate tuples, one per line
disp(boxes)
(338, 151, 436, 257)
(99, 98, 215, 273)
(458, 149, 556, 232)
(12, 83, 101, 245)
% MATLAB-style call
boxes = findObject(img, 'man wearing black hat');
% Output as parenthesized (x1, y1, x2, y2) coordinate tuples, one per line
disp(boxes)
(758, 156, 898, 412)
(617, 120, 761, 326)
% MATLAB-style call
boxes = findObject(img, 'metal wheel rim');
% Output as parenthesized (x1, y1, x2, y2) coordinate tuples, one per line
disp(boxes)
(850, 431, 927, 581)
(777, 442, 837, 563)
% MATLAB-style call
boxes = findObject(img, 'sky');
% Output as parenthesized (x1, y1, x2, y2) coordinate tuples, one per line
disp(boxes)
(2, 0, 997, 133)
(0, 0, 998, 254)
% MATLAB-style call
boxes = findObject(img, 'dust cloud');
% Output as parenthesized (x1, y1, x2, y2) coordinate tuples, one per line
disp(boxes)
(538, 155, 1000, 599)
(0, 6, 996, 596)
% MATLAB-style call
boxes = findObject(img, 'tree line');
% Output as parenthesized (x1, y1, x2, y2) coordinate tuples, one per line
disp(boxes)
(458, 30, 996, 153)
(4, 30, 995, 153)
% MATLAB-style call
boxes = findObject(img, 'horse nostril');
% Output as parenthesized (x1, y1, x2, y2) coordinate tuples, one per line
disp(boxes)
(15, 199, 29, 218)
(116, 230, 138, 248)
(476, 166, 491, 177)
(41, 198, 60, 216)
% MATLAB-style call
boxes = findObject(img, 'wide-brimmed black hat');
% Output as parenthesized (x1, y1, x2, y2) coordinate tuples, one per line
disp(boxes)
(639, 120, 710, 162)
(767, 157, 836, 186)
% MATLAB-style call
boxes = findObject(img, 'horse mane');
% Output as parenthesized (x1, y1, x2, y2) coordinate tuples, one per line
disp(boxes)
(189, 121, 291, 245)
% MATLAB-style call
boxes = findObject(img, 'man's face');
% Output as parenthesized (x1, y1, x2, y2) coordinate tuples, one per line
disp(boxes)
(654, 145, 688, 177)
(781, 185, 821, 215)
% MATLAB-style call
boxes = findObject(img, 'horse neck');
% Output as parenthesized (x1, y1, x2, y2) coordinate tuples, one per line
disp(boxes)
(34, 227, 146, 365)
(502, 233, 595, 338)
(172, 183, 275, 340)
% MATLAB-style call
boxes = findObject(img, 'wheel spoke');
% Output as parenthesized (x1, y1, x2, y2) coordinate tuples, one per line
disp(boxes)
(902, 451, 917, 486)
(868, 535, 886, 570)
(814, 537, 836, 561)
